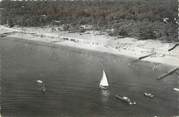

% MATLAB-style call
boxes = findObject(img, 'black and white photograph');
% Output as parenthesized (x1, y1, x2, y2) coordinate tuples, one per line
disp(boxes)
(0, 0, 178, 117)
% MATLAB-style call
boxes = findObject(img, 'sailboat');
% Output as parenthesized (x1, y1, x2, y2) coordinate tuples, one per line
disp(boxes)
(99, 70, 109, 89)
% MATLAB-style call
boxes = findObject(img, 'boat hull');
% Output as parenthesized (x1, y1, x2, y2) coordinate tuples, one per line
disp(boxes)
(99, 85, 108, 90)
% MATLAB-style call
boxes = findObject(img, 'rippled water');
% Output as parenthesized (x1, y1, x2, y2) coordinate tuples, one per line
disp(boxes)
(0, 38, 179, 117)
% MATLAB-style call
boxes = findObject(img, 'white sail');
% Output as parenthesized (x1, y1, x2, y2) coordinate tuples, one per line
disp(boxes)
(99, 70, 109, 87)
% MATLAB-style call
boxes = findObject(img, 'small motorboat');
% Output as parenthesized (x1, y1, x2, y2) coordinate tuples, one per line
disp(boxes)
(36, 80, 46, 93)
(144, 92, 154, 98)
(99, 70, 109, 90)
(115, 94, 136, 105)
(173, 88, 179, 92)
(36, 80, 43, 84)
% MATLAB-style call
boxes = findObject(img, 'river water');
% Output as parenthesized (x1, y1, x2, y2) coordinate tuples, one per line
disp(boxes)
(0, 37, 178, 117)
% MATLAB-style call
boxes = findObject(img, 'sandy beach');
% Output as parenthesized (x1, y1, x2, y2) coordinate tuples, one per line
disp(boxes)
(0, 25, 179, 67)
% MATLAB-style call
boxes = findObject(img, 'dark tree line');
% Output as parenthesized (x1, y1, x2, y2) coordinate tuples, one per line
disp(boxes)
(0, 0, 178, 41)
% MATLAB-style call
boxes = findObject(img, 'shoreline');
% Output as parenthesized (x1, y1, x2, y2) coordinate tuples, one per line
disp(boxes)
(0, 25, 179, 67)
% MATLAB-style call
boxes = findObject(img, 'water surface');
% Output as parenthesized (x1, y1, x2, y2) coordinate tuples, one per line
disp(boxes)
(0, 37, 178, 117)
